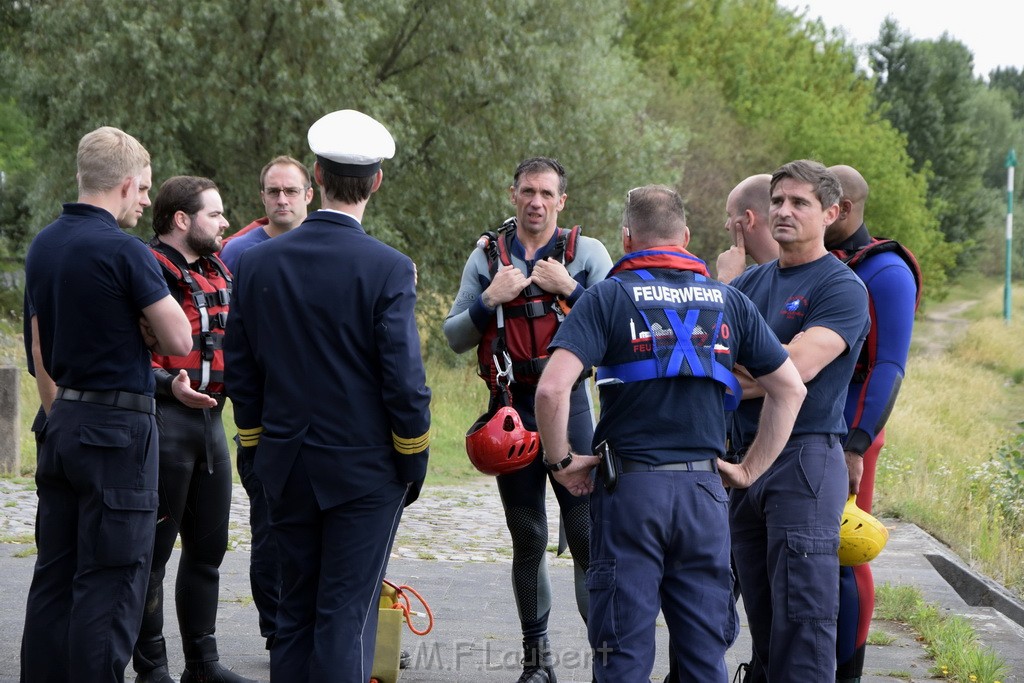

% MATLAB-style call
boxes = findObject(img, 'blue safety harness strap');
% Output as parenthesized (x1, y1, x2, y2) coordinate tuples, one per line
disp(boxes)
(595, 269, 741, 410)
(595, 358, 741, 411)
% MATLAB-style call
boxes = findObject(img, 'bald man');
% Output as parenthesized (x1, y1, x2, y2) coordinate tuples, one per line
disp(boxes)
(716, 174, 779, 284)
(826, 164, 921, 683)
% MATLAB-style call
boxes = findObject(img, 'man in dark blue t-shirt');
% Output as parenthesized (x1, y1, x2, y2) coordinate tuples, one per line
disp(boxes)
(22, 126, 191, 683)
(728, 160, 869, 683)
(536, 185, 806, 682)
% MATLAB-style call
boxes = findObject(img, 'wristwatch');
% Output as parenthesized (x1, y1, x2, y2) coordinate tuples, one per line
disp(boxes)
(545, 451, 573, 472)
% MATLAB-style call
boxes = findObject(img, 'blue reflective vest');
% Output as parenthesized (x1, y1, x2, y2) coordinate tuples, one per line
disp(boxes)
(595, 269, 742, 410)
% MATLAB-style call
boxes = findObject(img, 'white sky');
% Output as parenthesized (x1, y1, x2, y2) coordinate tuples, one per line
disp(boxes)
(777, 0, 1023, 78)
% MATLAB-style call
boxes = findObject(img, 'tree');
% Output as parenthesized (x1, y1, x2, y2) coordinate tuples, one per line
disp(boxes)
(5, 0, 683, 301)
(870, 20, 994, 266)
(989, 67, 1024, 119)
(0, 96, 36, 265)
(624, 0, 955, 290)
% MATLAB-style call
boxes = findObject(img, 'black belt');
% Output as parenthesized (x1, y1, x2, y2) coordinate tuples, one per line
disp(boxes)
(618, 456, 717, 473)
(56, 387, 156, 415)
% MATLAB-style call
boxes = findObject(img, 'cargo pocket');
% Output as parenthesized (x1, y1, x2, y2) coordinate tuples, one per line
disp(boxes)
(586, 558, 620, 653)
(80, 423, 133, 448)
(785, 527, 840, 622)
(696, 478, 729, 505)
(96, 487, 158, 567)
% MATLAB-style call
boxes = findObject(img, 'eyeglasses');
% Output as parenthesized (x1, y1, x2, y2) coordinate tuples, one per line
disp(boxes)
(262, 186, 308, 198)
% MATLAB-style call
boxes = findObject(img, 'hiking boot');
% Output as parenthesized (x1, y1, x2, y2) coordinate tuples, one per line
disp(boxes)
(180, 660, 257, 683)
(515, 638, 556, 683)
(136, 665, 175, 683)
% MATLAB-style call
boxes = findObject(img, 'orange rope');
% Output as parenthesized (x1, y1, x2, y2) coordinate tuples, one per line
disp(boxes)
(383, 579, 434, 636)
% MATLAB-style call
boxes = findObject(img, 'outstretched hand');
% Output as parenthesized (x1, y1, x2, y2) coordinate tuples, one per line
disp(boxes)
(171, 369, 218, 409)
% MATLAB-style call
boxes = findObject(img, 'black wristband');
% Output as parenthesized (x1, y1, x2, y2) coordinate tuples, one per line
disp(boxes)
(545, 451, 573, 472)
(844, 428, 872, 457)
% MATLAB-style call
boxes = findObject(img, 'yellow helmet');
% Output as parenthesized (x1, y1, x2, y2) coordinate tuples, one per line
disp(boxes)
(839, 495, 889, 566)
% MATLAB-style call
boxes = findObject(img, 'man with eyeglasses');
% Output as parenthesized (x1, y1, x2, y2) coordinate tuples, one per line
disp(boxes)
(218, 155, 312, 653)
(219, 155, 313, 273)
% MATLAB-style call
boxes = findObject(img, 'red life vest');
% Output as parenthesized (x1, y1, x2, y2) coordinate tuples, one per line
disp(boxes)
(150, 246, 232, 395)
(475, 219, 580, 393)
(831, 237, 922, 383)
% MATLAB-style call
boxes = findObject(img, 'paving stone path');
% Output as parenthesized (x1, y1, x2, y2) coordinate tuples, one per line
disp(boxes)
(0, 478, 575, 565)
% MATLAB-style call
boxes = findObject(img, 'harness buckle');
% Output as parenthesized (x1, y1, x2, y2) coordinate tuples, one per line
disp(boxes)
(521, 299, 546, 318)
(199, 333, 216, 361)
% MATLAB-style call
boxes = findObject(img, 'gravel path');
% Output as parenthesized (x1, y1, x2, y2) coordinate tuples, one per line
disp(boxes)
(0, 477, 576, 566)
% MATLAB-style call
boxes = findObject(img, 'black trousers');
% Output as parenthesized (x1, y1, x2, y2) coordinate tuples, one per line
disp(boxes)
(269, 455, 406, 683)
(21, 400, 158, 682)
(236, 441, 279, 641)
(133, 399, 232, 671)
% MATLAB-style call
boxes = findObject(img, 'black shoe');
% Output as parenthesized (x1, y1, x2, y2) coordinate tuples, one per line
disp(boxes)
(181, 661, 258, 683)
(137, 665, 176, 683)
(400, 648, 411, 669)
(516, 638, 556, 683)
(516, 666, 555, 683)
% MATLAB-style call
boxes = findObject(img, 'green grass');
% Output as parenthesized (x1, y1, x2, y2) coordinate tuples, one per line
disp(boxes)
(866, 629, 897, 646)
(879, 280, 1024, 598)
(875, 583, 1010, 683)
(422, 359, 492, 483)
(0, 532, 34, 544)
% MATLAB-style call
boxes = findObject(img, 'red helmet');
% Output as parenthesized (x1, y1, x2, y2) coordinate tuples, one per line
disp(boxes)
(465, 406, 540, 476)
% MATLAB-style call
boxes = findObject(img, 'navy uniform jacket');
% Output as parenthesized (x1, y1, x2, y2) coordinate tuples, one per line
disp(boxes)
(224, 210, 431, 509)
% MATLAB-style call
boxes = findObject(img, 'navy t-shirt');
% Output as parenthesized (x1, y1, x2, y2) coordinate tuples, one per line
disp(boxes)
(25, 203, 169, 395)
(730, 254, 869, 446)
(550, 268, 788, 465)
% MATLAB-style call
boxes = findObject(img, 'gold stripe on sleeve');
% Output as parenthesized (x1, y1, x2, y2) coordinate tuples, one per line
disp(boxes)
(237, 425, 264, 448)
(393, 430, 430, 455)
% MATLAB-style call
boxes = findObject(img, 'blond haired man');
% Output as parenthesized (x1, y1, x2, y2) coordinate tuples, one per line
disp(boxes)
(22, 126, 191, 682)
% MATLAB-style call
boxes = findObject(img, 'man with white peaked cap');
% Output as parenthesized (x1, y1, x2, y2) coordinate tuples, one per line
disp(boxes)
(224, 109, 432, 682)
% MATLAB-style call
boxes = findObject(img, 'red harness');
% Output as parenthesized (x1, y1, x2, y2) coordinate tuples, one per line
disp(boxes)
(150, 247, 232, 394)
(475, 219, 580, 393)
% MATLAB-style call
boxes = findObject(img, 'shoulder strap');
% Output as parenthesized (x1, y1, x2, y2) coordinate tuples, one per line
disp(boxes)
(547, 225, 582, 265)
(150, 242, 187, 279)
(205, 253, 233, 290)
(480, 217, 517, 277)
(836, 238, 923, 310)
